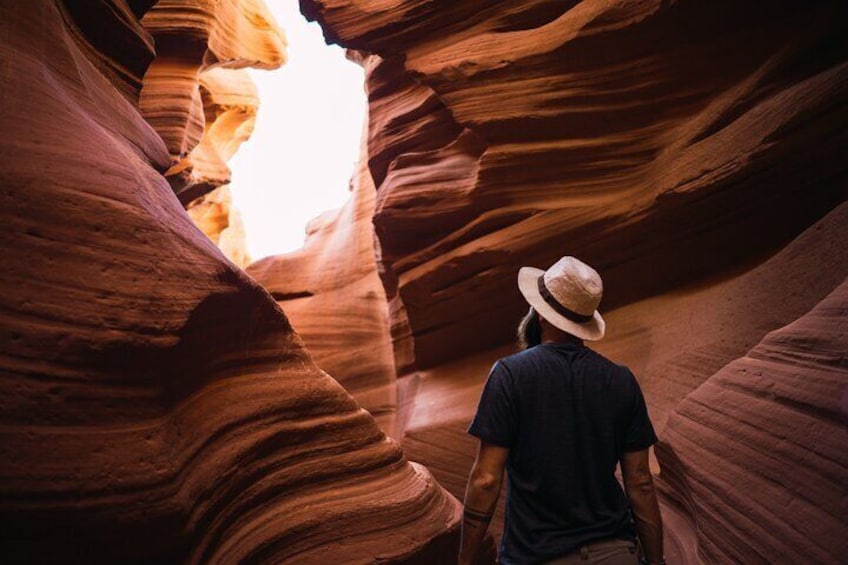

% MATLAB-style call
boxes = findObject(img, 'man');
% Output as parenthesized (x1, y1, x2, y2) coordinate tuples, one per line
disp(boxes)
(459, 256, 665, 565)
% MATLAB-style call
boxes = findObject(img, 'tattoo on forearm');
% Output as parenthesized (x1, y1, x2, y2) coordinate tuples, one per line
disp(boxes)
(463, 507, 493, 523)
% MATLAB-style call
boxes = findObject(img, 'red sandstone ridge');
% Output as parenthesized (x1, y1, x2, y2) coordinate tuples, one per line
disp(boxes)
(3, 0, 846, 562)
(184, 69, 260, 267)
(0, 1, 460, 562)
(179, 68, 261, 205)
(187, 184, 252, 268)
(399, 203, 848, 562)
(140, 2, 272, 264)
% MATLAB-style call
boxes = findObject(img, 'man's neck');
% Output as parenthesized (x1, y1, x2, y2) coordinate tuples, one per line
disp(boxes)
(541, 329, 583, 346)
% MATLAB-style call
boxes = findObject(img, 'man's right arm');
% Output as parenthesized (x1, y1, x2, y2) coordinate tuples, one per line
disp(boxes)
(621, 448, 664, 565)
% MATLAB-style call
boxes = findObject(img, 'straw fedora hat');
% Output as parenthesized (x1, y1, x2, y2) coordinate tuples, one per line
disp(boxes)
(517, 256, 606, 341)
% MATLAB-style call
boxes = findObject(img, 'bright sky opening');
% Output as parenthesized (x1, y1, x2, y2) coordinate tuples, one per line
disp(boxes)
(228, 3, 367, 261)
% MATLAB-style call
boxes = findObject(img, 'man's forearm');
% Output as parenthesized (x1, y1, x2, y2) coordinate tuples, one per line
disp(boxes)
(459, 469, 502, 565)
(459, 505, 494, 565)
(627, 488, 664, 564)
(622, 452, 664, 564)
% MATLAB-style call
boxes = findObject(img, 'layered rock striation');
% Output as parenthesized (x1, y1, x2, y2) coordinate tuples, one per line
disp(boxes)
(142, 4, 269, 257)
(0, 1, 460, 562)
(400, 202, 848, 561)
(187, 184, 252, 268)
(140, 0, 286, 203)
(302, 0, 848, 370)
(4, 0, 844, 562)
(178, 68, 261, 204)
(659, 278, 848, 564)
(292, 0, 848, 560)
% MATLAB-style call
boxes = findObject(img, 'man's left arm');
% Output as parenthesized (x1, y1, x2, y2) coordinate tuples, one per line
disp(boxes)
(458, 441, 509, 565)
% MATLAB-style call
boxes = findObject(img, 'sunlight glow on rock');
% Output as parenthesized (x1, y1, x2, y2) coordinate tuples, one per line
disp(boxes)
(228, 3, 366, 261)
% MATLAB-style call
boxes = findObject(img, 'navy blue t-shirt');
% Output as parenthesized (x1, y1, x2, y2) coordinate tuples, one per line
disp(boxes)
(468, 342, 658, 564)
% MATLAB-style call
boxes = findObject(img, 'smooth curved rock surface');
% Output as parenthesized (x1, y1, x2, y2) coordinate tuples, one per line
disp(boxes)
(183, 67, 259, 266)
(173, 68, 260, 203)
(0, 2, 459, 562)
(59, 0, 157, 104)
(658, 278, 848, 564)
(295, 1, 848, 560)
(400, 202, 848, 560)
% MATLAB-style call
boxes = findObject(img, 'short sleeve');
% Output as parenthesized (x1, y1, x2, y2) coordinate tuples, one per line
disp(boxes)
(622, 370, 658, 452)
(467, 361, 517, 447)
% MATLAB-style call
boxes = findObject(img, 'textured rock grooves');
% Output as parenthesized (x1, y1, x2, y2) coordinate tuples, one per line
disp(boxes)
(292, 0, 848, 561)
(659, 279, 848, 563)
(3, 0, 847, 562)
(145, 0, 275, 264)
(400, 202, 848, 563)
(187, 184, 252, 268)
(302, 0, 848, 370)
(0, 1, 459, 563)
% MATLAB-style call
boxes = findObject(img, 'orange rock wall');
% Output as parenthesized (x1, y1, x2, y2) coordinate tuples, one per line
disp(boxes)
(187, 184, 252, 268)
(176, 68, 260, 204)
(303, 0, 848, 370)
(4, 0, 841, 561)
(400, 202, 848, 562)
(294, 0, 848, 561)
(0, 1, 460, 562)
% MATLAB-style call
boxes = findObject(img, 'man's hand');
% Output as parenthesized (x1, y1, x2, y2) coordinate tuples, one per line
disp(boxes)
(458, 441, 509, 565)
(621, 448, 664, 565)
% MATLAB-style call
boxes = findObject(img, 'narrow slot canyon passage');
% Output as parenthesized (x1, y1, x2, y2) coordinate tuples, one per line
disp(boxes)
(226, 2, 367, 260)
(1, 1, 847, 564)
(185, 2, 367, 263)
(182, 5, 401, 440)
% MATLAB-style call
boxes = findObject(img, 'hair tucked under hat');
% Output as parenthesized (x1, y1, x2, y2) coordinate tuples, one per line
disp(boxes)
(517, 307, 542, 350)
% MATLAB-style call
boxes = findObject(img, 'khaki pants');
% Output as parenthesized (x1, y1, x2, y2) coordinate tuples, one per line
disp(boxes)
(543, 538, 638, 565)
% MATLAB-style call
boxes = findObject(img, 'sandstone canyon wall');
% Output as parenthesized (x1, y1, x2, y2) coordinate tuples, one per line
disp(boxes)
(267, 0, 846, 562)
(301, 0, 848, 371)
(659, 277, 848, 563)
(0, 1, 461, 562)
(144, 0, 272, 267)
(247, 89, 407, 438)
(3, 0, 847, 563)
(187, 184, 252, 268)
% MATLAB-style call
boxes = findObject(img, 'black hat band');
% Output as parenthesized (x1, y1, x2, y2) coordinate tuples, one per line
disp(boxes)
(537, 275, 594, 324)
